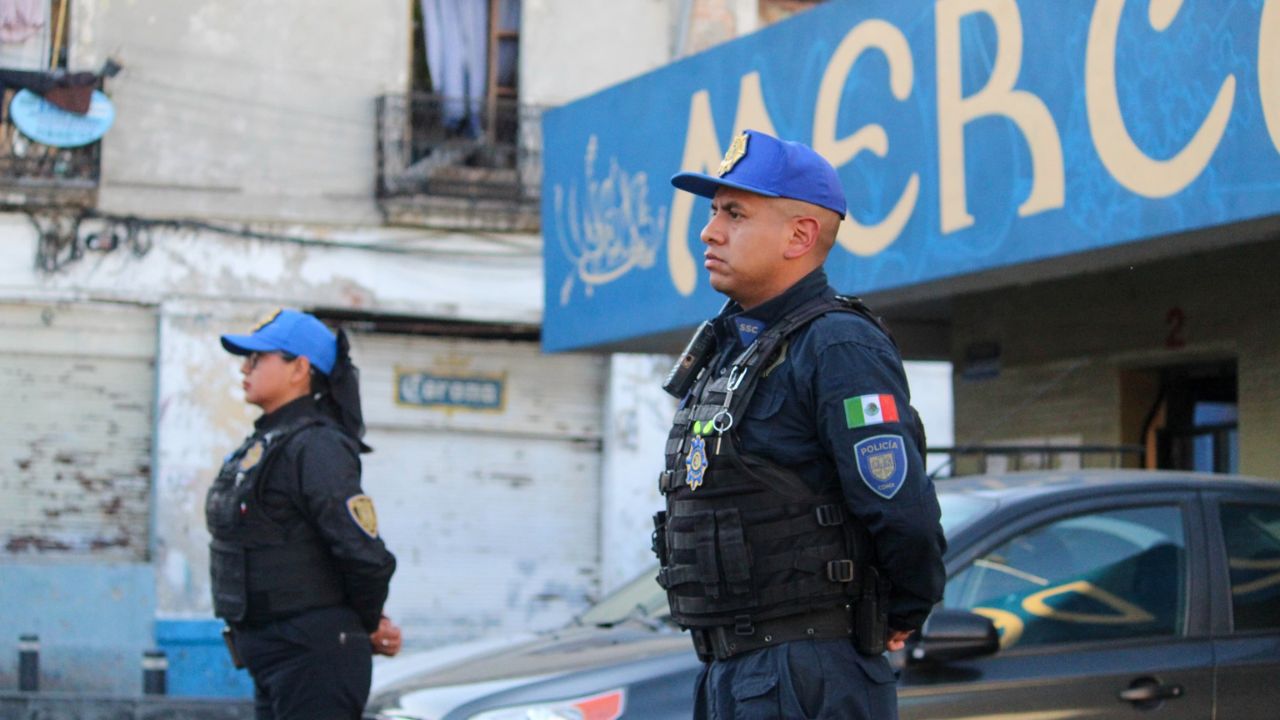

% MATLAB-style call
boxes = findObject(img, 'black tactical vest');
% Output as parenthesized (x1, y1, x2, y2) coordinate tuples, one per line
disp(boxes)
(206, 417, 346, 624)
(653, 295, 924, 630)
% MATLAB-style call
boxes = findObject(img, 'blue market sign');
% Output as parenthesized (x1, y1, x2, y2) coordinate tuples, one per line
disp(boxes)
(396, 370, 505, 411)
(542, 0, 1280, 352)
(10, 89, 115, 148)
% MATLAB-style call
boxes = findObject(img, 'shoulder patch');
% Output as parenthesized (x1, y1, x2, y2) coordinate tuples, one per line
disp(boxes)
(346, 494, 379, 538)
(854, 434, 908, 499)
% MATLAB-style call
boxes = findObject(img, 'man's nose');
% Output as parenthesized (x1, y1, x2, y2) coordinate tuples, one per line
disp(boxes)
(700, 217, 722, 245)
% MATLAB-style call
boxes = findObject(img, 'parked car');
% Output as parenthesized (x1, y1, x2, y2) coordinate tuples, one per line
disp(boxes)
(366, 470, 1280, 719)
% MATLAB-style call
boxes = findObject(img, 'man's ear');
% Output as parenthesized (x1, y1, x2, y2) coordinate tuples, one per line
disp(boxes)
(782, 215, 821, 260)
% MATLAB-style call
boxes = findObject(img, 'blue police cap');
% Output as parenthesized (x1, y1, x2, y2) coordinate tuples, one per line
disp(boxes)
(670, 129, 848, 217)
(220, 309, 337, 375)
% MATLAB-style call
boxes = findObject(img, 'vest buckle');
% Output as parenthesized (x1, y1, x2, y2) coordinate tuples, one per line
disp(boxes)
(827, 559, 856, 583)
(815, 504, 844, 526)
(733, 615, 755, 636)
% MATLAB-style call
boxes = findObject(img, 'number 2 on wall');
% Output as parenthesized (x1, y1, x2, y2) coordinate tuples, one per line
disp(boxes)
(1165, 307, 1186, 349)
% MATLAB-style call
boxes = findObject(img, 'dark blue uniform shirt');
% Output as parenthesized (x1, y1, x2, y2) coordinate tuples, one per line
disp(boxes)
(704, 268, 945, 631)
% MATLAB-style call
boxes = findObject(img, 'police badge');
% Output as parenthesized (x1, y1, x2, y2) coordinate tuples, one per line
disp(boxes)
(238, 441, 265, 472)
(251, 308, 282, 332)
(718, 133, 748, 176)
(685, 435, 709, 491)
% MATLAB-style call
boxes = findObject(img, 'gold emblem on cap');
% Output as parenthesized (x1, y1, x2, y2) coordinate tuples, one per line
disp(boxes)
(718, 133, 749, 176)
(251, 309, 282, 332)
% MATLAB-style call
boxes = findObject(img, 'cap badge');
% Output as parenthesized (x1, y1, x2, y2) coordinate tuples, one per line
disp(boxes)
(718, 133, 749, 177)
(251, 309, 282, 332)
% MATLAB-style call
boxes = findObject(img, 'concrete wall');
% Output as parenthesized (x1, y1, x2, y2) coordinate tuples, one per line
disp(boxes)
(599, 354, 676, 592)
(521, 0, 678, 107)
(951, 238, 1280, 479)
(70, 0, 408, 225)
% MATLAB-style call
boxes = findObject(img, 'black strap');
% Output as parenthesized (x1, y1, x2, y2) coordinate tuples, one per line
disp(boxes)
(690, 605, 854, 661)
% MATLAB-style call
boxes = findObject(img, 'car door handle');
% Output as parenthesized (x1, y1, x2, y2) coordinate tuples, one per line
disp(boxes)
(1118, 682, 1184, 703)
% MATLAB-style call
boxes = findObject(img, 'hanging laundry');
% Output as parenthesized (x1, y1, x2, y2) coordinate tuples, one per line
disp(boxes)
(420, 0, 488, 138)
(0, 0, 45, 44)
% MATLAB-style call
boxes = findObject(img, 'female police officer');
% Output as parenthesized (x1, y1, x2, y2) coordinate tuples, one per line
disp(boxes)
(207, 309, 400, 719)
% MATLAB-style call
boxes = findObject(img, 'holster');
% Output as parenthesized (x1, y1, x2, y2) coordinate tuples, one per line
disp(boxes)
(221, 626, 245, 669)
(853, 566, 890, 656)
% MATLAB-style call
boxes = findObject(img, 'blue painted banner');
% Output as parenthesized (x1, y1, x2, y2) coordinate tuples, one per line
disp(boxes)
(542, 0, 1280, 351)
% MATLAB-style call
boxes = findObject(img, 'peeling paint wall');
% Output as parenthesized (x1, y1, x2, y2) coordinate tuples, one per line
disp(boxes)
(152, 301, 265, 616)
(0, 215, 543, 325)
(353, 332, 607, 644)
(0, 301, 156, 560)
(600, 354, 675, 592)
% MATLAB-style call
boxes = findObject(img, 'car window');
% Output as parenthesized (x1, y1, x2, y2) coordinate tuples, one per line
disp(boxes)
(1219, 503, 1280, 632)
(944, 505, 1186, 650)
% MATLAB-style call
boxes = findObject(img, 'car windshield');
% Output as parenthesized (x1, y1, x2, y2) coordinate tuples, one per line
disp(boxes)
(578, 490, 998, 627)
(938, 491, 998, 537)
(577, 569, 668, 627)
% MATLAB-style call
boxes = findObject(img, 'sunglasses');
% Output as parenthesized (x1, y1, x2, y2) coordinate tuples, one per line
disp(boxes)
(245, 351, 298, 370)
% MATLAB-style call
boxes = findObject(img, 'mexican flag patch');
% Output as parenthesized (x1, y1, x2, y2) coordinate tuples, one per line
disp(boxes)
(844, 393, 899, 429)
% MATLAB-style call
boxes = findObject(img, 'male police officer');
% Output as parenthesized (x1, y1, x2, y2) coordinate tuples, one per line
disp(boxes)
(207, 309, 400, 720)
(655, 130, 945, 718)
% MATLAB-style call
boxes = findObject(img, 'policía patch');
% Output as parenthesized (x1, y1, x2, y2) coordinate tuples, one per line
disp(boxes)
(346, 494, 380, 538)
(854, 434, 908, 500)
(685, 436, 708, 491)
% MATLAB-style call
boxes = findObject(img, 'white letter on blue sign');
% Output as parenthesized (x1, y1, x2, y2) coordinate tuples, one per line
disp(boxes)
(1086, 0, 1235, 198)
(936, 0, 1065, 234)
(813, 19, 919, 257)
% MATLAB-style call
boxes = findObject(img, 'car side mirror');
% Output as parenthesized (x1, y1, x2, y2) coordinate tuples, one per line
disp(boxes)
(907, 608, 999, 665)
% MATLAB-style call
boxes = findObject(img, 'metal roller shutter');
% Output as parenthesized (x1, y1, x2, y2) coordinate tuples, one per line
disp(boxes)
(348, 331, 605, 643)
(0, 302, 156, 561)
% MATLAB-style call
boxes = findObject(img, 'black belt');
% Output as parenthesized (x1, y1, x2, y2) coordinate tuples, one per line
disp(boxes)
(689, 605, 854, 662)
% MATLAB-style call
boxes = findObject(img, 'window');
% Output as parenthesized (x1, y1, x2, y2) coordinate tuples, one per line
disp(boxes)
(945, 505, 1186, 649)
(1220, 503, 1280, 632)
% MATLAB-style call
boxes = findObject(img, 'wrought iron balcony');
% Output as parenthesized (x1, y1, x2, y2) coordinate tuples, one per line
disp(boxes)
(0, 92, 101, 209)
(376, 93, 541, 232)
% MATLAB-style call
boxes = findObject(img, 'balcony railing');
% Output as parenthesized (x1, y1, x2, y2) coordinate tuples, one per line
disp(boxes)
(376, 93, 541, 231)
(0, 91, 101, 209)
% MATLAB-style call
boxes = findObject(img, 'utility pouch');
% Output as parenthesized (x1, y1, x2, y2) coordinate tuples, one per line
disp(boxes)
(221, 626, 245, 670)
(854, 566, 889, 656)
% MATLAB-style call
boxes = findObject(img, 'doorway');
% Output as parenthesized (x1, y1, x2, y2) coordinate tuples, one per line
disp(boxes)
(1131, 361, 1239, 473)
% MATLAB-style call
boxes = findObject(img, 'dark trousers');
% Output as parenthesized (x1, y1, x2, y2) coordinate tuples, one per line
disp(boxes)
(693, 638, 898, 720)
(234, 606, 373, 720)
